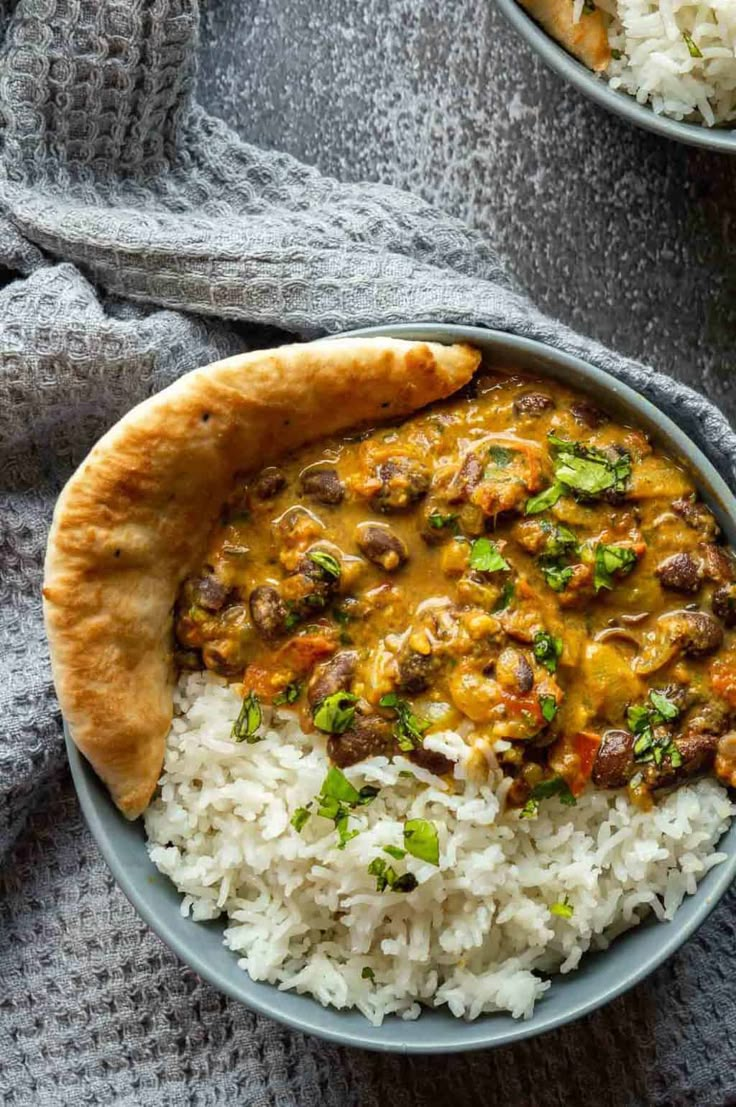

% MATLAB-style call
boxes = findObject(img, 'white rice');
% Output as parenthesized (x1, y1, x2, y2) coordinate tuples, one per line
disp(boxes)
(145, 671, 734, 1025)
(597, 1, 736, 125)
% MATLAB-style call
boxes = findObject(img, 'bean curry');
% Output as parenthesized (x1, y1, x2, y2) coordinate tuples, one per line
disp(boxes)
(175, 369, 736, 814)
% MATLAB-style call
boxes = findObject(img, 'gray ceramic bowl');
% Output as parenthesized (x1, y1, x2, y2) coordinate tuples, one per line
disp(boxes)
(495, 0, 736, 154)
(66, 324, 736, 1053)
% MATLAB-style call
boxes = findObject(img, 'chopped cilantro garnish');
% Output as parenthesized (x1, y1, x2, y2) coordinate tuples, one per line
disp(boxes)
(526, 483, 564, 515)
(539, 694, 558, 724)
(428, 511, 459, 532)
(379, 693, 430, 751)
(306, 768, 379, 849)
(533, 631, 563, 673)
(541, 564, 574, 593)
(403, 819, 439, 866)
(548, 434, 631, 500)
(367, 857, 417, 893)
(682, 29, 703, 58)
(308, 550, 341, 579)
(627, 689, 682, 768)
(494, 580, 516, 611)
(312, 691, 358, 734)
(361, 966, 375, 981)
(593, 543, 638, 592)
(550, 897, 574, 919)
(290, 806, 311, 832)
(469, 537, 510, 573)
(487, 445, 514, 468)
(543, 522, 579, 558)
(232, 691, 263, 743)
(383, 845, 406, 860)
(273, 681, 302, 706)
(530, 775, 577, 806)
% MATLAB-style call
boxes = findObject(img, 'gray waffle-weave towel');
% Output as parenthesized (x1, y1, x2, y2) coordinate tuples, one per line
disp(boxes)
(1, 2, 735, 1105)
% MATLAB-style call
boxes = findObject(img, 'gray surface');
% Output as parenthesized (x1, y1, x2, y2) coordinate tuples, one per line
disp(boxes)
(198, 0, 736, 424)
(2, 1, 736, 1105)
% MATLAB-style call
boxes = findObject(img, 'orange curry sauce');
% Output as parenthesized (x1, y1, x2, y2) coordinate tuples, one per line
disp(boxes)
(175, 371, 736, 811)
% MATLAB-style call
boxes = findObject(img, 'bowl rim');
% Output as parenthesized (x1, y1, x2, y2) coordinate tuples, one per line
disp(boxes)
(494, 0, 736, 154)
(66, 323, 736, 1053)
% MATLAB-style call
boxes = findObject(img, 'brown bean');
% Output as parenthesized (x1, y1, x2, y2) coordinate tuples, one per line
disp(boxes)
(513, 392, 554, 417)
(249, 585, 288, 640)
(356, 523, 408, 571)
(300, 467, 345, 505)
(193, 575, 229, 611)
(657, 610, 724, 657)
(570, 400, 608, 428)
(699, 543, 735, 584)
(372, 457, 431, 512)
(655, 553, 702, 594)
(591, 729, 635, 789)
(672, 497, 720, 541)
(409, 747, 454, 776)
(396, 651, 434, 694)
(328, 714, 395, 767)
(308, 651, 358, 706)
(251, 466, 286, 500)
(651, 731, 718, 789)
(713, 584, 736, 628)
(447, 453, 484, 504)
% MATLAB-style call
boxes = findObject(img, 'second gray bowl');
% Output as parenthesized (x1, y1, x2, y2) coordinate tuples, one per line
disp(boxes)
(495, 0, 736, 154)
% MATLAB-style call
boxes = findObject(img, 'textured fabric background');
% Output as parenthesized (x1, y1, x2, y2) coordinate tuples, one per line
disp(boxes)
(1, 2, 735, 1104)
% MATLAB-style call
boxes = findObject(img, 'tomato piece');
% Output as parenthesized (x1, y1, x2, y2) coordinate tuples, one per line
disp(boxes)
(573, 730, 601, 781)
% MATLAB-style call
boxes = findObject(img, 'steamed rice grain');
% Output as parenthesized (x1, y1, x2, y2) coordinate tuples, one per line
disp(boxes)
(144, 672, 734, 1025)
(599, 1, 736, 125)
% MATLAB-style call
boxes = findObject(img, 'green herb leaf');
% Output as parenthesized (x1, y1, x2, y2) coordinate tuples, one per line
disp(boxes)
(335, 810, 359, 850)
(682, 29, 703, 58)
(383, 845, 406, 860)
(493, 581, 515, 612)
(403, 819, 440, 866)
(368, 856, 390, 892)
(533, 631, 563, 673)
(530, 775, 577, 806)
(544, 524, 579, 558)
(541, 564, 574, 593)
(313, 691, 358, 734)
(611, 47, 623, 60)
(308, 550, 341, 579)
(593, 543, 638, 592)
(232, 691, 263, 743)
(548, 434, 631, 499)
(550, 897, 574, 919)
(525, 482, 564, 515)
(520, 797, 539, 819)
(379, 693, 430, 751)
(428, 511, 459, 531)
(273, 681, 302, 706)
(539, 694, 558, 724)
(628, 689, 682, 767)
(487, 445, 514, 468)
(290, 806, 311, 832)
(649, 690, 679, 721)
(284, 604, 301, 630)
(320, 766, 362, 806)
(361, 966, 375, 981)
(469, 537, 510, 573)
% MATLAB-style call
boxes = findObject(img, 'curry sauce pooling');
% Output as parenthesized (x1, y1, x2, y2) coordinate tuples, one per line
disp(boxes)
(175, 371, 736, 813)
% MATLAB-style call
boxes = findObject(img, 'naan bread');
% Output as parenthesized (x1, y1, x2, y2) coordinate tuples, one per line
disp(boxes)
(43, 337, 480, 818)
(519, 0, 611, 72)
